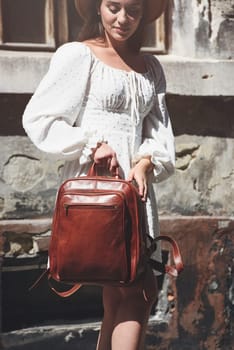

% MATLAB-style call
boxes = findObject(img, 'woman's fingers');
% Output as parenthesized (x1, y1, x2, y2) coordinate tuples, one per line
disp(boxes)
(95, 157, 108, 167)
(142, 182, 147, 201)
(137, 178, 147, 202)
(94, 144, 117, 164)
(127, 169, 134, 182)
(109, 155, 119, 172)
(93, 144, 119, 174)
(128, 169, 147, 201)
(127, 158, 153, 201)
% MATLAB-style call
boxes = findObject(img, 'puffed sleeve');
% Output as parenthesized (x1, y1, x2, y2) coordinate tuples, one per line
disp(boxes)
(22, 42, 100, 163)
(133, 56, 175, 183)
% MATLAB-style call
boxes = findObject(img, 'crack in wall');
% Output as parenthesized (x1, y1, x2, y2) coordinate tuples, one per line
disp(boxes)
(3, 154, 44, 192)
(175, 143, 200, 171)
(4, 154, 40, 167)
(207, 0, 212, 38)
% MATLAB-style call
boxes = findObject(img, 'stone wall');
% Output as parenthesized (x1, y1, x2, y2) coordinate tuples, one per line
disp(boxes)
(1, 132, 234, 221)
(1, 95, 234, 349)
(0, 136, 61, 220)
(158, 133, 234, 217)
(0, 94, 233, 222)
(1, 0, 234, 348)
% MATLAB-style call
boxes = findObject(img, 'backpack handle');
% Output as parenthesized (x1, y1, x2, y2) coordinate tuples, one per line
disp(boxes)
(88, 162, 120, 179)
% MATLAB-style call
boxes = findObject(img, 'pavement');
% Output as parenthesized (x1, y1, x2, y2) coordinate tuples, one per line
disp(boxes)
(1, 316, 167, 350)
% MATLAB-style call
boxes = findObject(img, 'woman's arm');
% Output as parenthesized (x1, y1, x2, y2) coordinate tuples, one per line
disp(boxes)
(133, 57, 175, 184)
(22, 42, 103, 164)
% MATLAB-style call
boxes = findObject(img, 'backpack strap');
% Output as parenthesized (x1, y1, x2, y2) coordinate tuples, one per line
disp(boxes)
(29, 269, 82, 298)
(29, 234, 183, 297)
(147, 235, 184, 277)
(28, 269, 49, 291)
(48, 278, 82, 298)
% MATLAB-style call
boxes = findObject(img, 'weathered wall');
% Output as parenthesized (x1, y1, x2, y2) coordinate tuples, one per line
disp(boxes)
(170, 0, 234, 58)
(149, 217, 234, 350)
(2, 217, 233, 349)
(0, 135, 61, 220)
(1, 0, 234, 348)
(0, 132, 234, 221)
(0, 95, 234, 221)
(157, 134, 234, 217)
(1, 94, 233, 349)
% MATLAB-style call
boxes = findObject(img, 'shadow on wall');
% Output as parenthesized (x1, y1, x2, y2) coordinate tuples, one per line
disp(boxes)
(0, 94, 234, 138)
(167, 95, 234, 138)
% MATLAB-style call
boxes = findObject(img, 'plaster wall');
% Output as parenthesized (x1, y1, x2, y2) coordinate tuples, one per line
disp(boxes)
(170, 0, 234, 59)
(1, 1, 234, 347)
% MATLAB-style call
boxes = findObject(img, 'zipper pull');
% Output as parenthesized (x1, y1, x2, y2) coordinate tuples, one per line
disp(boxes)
(64, 204, 69, 216)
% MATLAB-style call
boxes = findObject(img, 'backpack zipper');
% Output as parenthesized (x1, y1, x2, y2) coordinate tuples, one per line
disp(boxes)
(63, 203, 118, 216)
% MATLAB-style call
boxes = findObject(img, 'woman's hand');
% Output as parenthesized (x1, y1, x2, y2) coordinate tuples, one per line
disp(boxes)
(127, 157, 154, 201)
(93, 142, 119, 173)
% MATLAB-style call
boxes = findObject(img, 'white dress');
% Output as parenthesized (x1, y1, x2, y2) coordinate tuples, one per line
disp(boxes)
(23, 42, 175, 263)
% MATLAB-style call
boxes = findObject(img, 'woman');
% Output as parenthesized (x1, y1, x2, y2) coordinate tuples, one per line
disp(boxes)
(23, 0, 175, 349)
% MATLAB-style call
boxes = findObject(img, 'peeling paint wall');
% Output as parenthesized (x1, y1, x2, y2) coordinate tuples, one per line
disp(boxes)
(2, 217, 233, 349)
(1, 1, 234, 348)
(156, 134, 234, 216)
(170, 0, 234, 58)
(157, 217, 234, 350)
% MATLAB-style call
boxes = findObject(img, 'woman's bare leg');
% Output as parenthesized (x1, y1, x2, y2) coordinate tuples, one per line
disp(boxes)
(96, 267, 158, 350)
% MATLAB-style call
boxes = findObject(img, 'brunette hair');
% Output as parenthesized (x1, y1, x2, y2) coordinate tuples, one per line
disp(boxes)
(78, 0, 147, 53)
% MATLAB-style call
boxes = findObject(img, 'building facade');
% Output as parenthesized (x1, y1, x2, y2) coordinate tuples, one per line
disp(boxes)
(1, 1, 234, 349)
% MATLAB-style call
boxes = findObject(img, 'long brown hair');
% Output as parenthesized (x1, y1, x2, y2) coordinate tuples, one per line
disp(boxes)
(78, 0, 147, 53)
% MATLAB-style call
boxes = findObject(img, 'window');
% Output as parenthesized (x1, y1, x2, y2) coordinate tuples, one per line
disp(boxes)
(0, 0, 167, 52)
(142, 14, 167, 53)
(0, 0, 55, 50)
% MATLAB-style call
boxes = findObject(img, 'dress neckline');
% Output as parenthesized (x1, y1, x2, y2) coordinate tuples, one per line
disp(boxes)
(80, 42, 150, 76)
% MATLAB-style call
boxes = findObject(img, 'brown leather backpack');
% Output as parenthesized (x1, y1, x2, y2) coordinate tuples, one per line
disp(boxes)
(30, 164, 183, 297)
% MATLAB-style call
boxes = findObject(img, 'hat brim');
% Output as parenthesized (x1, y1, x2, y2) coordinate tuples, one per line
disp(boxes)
(74, 0, 167, 23)
(145, 0, 167, 23)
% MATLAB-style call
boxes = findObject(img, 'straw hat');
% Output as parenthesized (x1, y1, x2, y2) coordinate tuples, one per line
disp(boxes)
(74, 0, 167, 23)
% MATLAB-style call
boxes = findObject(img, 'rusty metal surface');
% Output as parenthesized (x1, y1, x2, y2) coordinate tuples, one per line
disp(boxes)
(151, 216, 234, 350)
(1, 216, 233, 349)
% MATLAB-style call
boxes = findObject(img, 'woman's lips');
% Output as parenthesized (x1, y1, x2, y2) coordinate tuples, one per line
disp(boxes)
(114, 27, 129, 34)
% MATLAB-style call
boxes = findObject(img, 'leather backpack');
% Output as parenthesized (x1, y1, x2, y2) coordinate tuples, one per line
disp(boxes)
(30, 164, 183, 297)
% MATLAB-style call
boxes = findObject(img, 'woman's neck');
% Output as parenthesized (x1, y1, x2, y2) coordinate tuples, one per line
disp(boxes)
(103, 32, 131, 56)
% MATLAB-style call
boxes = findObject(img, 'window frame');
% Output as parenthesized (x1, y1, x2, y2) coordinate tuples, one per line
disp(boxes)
(0, 0, 167, 53)
(141, 14, 167, 53)
(0, 0, 56, 50)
